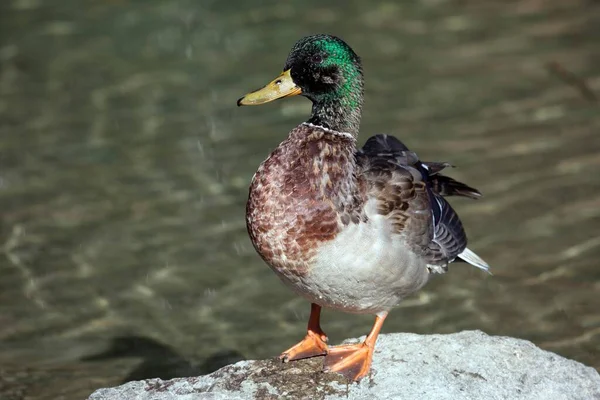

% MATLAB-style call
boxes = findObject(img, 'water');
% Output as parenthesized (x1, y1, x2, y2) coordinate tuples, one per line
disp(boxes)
(1, 0, 599, 398)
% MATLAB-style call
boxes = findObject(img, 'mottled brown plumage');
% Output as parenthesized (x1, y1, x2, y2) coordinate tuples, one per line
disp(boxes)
(246, 124, 364, 278)
(238, 34, 489, 382)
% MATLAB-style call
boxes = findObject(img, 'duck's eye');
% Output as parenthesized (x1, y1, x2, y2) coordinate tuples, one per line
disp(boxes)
(275, 79, 282, 85)
(311, 54, 323, 64)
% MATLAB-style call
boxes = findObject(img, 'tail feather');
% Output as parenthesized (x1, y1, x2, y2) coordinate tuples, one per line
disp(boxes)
(421, 161, 454, 175)
(457, 247, 491, 274)
(430, 175, 482, 199)
(361, 137, 483, 200)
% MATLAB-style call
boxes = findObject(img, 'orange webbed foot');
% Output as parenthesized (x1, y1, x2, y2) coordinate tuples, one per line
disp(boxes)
(323, 342, 373, 381)
(280, 329, 328, 362)
(322, 312, 388, 382)
(280, 303, 328, 362)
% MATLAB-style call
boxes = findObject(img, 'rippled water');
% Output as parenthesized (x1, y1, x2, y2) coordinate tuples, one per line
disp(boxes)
(1, 0, 599, 398)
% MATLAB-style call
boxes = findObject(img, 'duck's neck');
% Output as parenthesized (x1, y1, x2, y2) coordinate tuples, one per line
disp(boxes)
(307, 86, 363, 137)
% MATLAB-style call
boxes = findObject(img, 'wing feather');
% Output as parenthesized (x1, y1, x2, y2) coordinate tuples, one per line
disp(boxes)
(357, 134, 488, 272)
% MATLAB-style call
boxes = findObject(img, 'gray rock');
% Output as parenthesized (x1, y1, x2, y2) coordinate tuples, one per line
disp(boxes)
(88, 331, 600, 400)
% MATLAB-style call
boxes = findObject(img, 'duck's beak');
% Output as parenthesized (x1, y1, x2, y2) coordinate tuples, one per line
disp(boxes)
(237, 69, 302, 106)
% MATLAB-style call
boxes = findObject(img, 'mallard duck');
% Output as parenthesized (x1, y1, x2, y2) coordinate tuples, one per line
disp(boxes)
(237, 34, 489, 382)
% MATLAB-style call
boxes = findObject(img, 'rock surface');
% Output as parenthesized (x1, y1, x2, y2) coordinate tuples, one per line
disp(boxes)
(88, 331, 600, 400)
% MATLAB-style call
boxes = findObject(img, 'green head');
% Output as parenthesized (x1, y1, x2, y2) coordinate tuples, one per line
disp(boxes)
(285, 35, 363, 108)
(238, 34, 364, 136)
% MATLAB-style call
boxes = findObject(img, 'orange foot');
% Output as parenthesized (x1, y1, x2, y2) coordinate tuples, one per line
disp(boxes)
(280, 303, 329, 362)
(323, 312, 388, 382)
(323, 342, 373, 381)
(280, 330, 328, 362)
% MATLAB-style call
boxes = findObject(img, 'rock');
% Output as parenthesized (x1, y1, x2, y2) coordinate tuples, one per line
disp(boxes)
(88, 331, 600, 400)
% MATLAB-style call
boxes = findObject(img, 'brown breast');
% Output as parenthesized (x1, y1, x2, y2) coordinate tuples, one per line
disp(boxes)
(246, 124, 364, 277)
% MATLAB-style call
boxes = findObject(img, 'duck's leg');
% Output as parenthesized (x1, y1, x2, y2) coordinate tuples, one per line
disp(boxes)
(280, 303, 328, 362)
(323, 311, 387, 381)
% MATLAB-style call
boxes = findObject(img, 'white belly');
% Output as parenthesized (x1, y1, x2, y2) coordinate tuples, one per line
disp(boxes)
(278, 210, 431, 314)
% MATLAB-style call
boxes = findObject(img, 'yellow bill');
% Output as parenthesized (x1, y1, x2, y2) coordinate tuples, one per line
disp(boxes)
(237, 69, 302, 106)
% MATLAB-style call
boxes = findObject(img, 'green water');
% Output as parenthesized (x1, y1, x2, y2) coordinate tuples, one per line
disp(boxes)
(1, 1, 599, 398)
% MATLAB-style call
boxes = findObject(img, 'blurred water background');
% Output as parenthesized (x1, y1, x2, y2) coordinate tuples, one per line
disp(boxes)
(0, 0, 599, 398)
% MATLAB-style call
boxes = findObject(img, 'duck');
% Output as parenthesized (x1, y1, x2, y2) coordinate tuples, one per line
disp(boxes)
(237, 34, 490, 382)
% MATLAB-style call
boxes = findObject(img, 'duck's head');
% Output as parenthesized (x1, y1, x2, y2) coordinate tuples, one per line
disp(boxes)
(238, 34, 364, 136)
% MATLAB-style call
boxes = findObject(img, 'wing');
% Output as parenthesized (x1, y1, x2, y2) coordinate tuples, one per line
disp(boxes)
(357, 134, 489, 273)
(357, 134, 436, 261)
